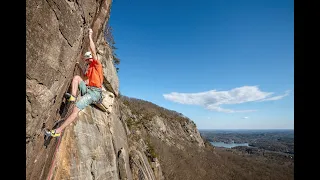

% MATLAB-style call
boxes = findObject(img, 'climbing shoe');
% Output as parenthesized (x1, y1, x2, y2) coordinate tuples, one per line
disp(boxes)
(64, 92, 76, 102)
(44, 129, 61, 138)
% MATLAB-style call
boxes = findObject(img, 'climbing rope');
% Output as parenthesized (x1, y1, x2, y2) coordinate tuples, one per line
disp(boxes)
(46, 62, 79, 180)
(46, 132, 63, 180)
(46, 101, 76, 180)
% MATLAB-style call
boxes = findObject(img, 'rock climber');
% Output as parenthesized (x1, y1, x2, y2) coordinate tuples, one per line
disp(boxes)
(45, 28, 104, 137)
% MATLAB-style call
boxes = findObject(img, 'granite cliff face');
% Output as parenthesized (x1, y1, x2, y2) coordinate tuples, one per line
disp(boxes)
(118, 97, 206, 180)
(26, 1, 205, 179)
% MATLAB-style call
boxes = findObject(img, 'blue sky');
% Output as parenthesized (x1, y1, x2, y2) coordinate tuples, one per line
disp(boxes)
(109, 0, 294, 129)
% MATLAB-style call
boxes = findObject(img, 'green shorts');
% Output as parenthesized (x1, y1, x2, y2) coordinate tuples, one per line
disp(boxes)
(76, 81, 103, 110)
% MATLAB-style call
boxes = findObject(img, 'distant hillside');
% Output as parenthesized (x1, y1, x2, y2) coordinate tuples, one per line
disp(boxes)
(119, 95, 294, 180)
(200, 129, 294, 154)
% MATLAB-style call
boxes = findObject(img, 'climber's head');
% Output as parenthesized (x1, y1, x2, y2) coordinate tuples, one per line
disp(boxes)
(84, 51, 93, 62)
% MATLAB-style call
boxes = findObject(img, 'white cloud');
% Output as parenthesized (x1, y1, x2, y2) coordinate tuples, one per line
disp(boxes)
(260, 90, 290, 101)
(163, 86, 290, 113)
(243, 116, 249, 119)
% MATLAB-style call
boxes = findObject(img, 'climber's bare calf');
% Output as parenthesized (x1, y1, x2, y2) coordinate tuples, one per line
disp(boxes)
(55, 106, 80, 134)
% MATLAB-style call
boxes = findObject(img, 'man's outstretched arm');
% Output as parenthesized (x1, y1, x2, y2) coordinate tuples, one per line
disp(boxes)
(88, 28, 99, 61)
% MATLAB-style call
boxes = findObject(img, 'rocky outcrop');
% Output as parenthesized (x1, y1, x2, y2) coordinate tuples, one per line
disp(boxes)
(54, 102, 119, 180)
(127, 140, 164, 180)
(27, 0, 206, 180)
(26, 0, 91, 178)
(119, 97, 207, 180)
(26, 0, 166, 179)
(147, 116, 205, 149)
(118, 97, 204, 151)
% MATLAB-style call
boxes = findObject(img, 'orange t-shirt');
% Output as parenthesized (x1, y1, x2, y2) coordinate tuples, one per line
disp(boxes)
(85, 59, 103, 88)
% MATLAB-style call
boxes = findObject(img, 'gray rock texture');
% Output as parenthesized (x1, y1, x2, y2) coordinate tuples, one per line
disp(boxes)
(27, 1, 205, 180)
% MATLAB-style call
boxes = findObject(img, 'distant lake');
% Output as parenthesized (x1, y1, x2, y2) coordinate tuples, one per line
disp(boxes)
(210, 141, 250, 148)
